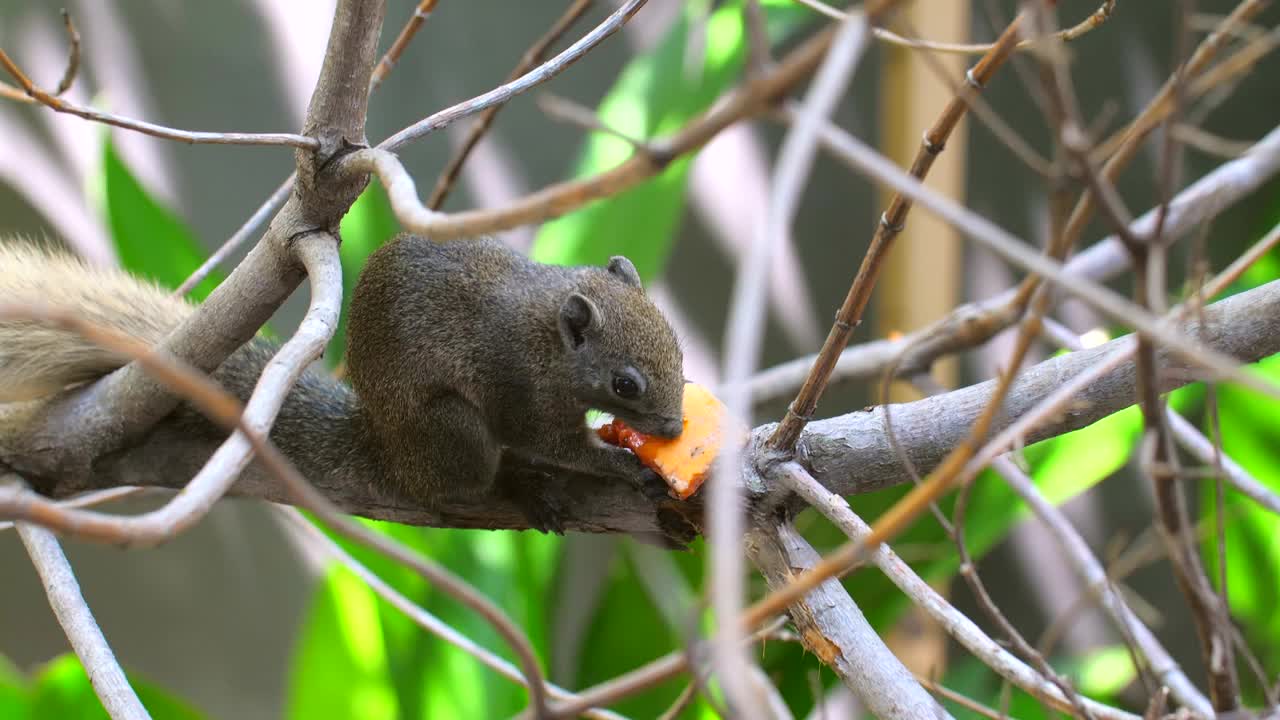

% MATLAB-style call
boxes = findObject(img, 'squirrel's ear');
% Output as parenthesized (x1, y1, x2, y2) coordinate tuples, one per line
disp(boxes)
(559, 292, 602, 350)
(607, 256, 642, 288)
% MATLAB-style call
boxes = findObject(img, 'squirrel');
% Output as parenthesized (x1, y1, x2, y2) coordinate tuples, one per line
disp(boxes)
(0, 235, 686, 532)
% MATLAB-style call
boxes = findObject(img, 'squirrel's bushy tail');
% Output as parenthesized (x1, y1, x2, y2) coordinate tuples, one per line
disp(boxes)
(0, 242, 194, 402)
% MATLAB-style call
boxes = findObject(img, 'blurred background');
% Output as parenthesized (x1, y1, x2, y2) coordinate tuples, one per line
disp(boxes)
(2, 1, 1279, 718)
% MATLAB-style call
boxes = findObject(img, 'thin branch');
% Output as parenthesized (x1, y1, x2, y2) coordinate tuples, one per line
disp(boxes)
(958, 219, 1280, 495)
(978, 399, 1213, 715)
(0, 48, 317, 149)
(178, 0, 436, 297)
(745, 121, 1280, 403)
(369, 0, 440, 92)
(765, 111, 1280, 400)
(276, 507, 622, 720)
(535, 92, 650, 150)
(14, 516, 150, 720)
(0, 9, 81, 102)
(54, 9, 81, 95)
(768, 8, 1027, 452)
(426, 0, 595, 210)
(737, 276, 1280, 638)
(349, 20, 845, 239)
(380, 0, 646, 152)
(794, 0, 1116, 55)
(1168, 409, 1280, 516)
(0, 487, 145, 533)
(174, 175, 294, 298)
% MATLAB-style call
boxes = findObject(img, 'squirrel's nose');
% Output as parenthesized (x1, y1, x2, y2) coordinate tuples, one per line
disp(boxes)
(659, 417, 684, 438)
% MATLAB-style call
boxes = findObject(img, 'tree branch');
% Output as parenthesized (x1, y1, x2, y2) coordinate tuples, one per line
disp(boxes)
(746, 519, 951, 720)
(772, 462, 1141, 720)
(14, 277, 1278, 548)
(14, 512, 150, 720)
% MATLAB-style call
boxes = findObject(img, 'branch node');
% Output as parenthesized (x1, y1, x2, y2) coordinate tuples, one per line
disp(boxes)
(879, 211, 905, 233)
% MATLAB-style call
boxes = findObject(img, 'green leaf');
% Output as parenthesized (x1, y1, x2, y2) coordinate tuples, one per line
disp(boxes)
(333, 182, 400, 367)
(1074, 646, 1137, 698)
(28, 654, 206, 720)
(1203, 352, 1280, 673)
(96, 137, 222, 300)
(291, 516, 562, 720)
(530, 0, 814, 277)
(938, 654, 1051, 720)
(0, 654, 30, 720)
(287, 565, 399, 720)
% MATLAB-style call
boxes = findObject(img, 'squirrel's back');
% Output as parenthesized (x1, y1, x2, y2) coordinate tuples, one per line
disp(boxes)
(0, 242, 194, 402)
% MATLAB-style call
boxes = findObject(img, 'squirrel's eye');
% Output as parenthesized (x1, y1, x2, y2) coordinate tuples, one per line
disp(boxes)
(612, 374, 640, 399)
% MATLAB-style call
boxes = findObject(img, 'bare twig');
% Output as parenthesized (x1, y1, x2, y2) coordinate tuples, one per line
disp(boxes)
(352, 21, 844, 239)
(174, 176, 294, 298)
(1, 9, 81, 102)
(764, 112, 1280, 400)
(768, 7, 1027, 452)
(737, 278, 1280, 648)
(54, 9, 81, 95)
(794, 0, 1116, 55)
(992, 435, 1212, 714)
(426, 0, 595, 209)
(535, 92, 650, 149)
(369, 0, 440, 92)
(0, 487, 145, 533)
(380, 0, 646, 151)
(0, 48, 317, 149)
(15, 517, 150, 720)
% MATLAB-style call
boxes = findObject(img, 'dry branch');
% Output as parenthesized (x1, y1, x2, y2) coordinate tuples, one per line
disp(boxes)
(14, 514, 150, 720)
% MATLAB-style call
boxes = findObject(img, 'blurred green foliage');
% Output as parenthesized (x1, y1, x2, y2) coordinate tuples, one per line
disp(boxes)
(0, 654, 207, 720)
(7, 4, 1280, 719)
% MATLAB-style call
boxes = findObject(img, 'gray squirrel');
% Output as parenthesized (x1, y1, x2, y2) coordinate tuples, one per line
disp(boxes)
(0, 234, 687, 531)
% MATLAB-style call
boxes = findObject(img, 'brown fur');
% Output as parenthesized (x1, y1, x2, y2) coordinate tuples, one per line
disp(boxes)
(0, 235, 685, 532)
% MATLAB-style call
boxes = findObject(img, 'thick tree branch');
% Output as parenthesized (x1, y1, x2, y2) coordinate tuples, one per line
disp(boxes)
(18, 278, 1279, 547)
(746, 520, 950, 720)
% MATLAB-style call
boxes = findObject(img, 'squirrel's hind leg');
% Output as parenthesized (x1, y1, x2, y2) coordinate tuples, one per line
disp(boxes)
(394, 392, 501, 505)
